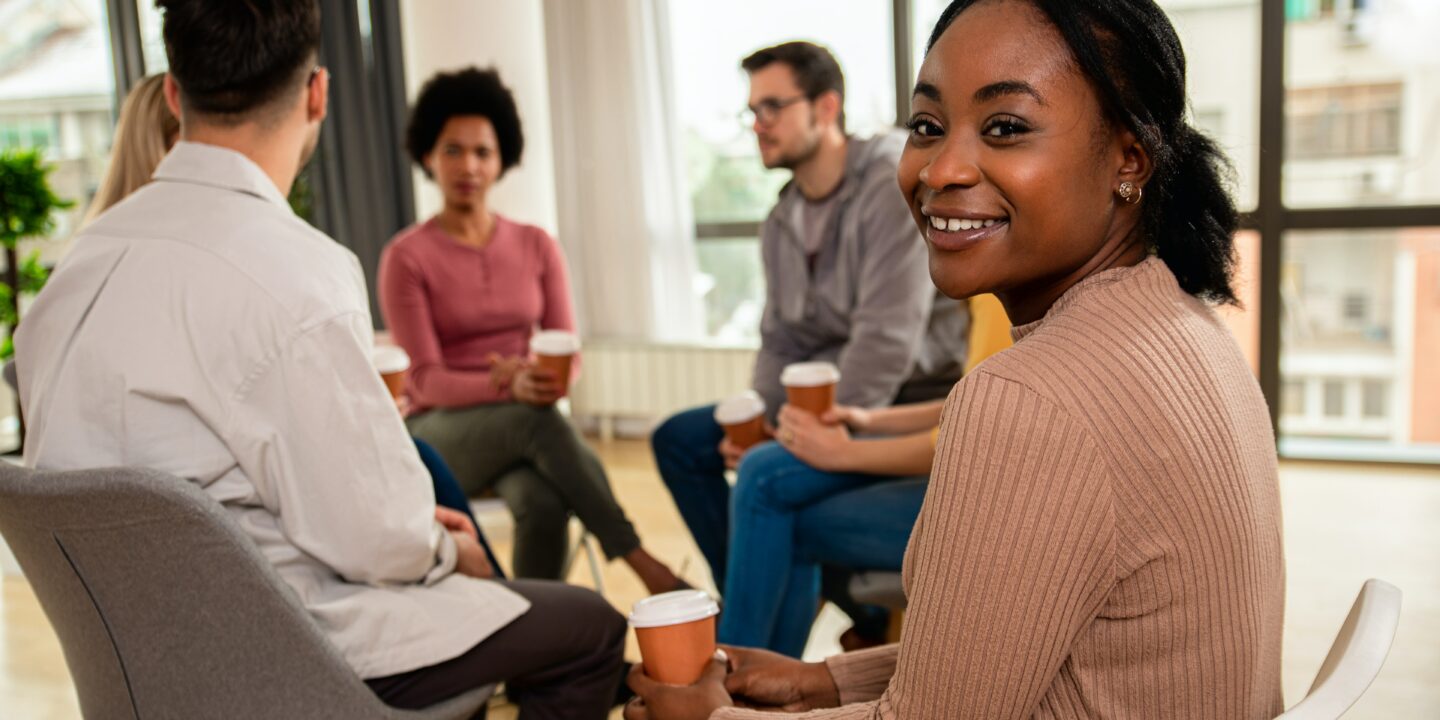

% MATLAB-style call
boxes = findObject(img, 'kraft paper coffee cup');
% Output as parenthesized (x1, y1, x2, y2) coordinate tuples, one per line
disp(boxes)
(529, 331, 581, 397)
(371, 346, 410, 400)
(714, 391, 766, 450)
(629, 590, 721, 685)
(781, 362, 840, 416)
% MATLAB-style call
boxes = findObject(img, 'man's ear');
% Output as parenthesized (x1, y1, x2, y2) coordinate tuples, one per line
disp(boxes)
(814, 90, 843, 131)
(307, 67, 329, 125)
(163, 73, 185, 131)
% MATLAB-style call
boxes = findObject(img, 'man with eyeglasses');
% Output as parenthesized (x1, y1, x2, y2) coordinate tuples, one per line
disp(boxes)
(652, 41, 968, 651)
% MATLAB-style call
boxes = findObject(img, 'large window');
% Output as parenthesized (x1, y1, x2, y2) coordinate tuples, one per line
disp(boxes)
(668, 0, 900, 339)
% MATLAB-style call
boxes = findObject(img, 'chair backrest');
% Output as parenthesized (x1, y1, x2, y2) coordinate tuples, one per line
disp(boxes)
(1276, 578, 1402, 720)
(0, 463, 484, 720)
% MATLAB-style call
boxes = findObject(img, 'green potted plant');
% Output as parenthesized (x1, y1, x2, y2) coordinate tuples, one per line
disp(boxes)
(0, 148, 72, 447)
(0, 149, 72, 360)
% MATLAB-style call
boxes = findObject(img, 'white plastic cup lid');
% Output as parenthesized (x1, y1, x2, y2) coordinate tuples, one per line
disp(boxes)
(371, 345, 410, 374)
(531, 330, 581, 356)
(628, 589, 720, 628)
(781, 361, 840, 388)
(713, 391, 765, 425)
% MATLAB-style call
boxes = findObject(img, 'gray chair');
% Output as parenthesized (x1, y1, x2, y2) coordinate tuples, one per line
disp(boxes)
(0, 463, 494, 719)
(848, 570, 907, 610)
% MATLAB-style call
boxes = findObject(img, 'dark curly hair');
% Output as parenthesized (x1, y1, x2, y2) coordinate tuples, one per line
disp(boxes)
(405, 67, 524, 178)
(928, 0, 1240, 305)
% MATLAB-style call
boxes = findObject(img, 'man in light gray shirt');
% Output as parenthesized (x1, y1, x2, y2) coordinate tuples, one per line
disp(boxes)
(16, 2, 621, 716)
(652, 42, 968, 645)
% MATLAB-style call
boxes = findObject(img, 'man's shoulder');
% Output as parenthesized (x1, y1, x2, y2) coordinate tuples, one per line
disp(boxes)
(92, 182, 366, 318)
(847, 132, 906, 191)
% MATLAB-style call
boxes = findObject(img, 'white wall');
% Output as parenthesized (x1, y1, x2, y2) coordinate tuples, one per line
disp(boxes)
(399, 0, 559, 235)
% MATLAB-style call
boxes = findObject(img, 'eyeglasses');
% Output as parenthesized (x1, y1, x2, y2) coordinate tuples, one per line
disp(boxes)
(308, 66, 325, 86)
(739, 95, 808, 127)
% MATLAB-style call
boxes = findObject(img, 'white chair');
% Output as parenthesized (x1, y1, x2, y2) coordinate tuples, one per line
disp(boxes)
(1276, 578, 1402, 719)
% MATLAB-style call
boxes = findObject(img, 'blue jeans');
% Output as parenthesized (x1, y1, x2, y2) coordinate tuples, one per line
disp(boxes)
(651, 404, 730, 582)
(718, 443, 926, 657)
(414, 437, 505, 580)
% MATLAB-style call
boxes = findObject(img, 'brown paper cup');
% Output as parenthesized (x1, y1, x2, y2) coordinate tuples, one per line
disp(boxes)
(380, 370, 406, 400)
(533, 353, 574, 398)
(787, 382, 836, 417)
(635, 615, 717, 685)
(722, 415, 767, 450)
(371, 346, 410, 401)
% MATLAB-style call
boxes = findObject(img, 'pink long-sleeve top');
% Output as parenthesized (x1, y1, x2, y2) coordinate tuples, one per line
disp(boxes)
(378, 215, 577, 413)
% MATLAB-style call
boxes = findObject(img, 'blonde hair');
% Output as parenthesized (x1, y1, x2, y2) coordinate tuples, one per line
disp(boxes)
(84, 75, 180, 224)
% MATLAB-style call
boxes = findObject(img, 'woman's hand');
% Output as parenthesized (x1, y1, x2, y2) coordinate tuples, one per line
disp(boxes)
(624, 651, 733, 720)
(823, 405, 872, 433)
(485, 352, 527, 391)
(721, 645, 841, 712)
(776, 404, 855, 472)
(511, 364, 563, 406)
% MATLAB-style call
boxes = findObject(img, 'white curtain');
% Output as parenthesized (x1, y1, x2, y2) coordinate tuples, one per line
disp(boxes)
(543, 0, 704, 342)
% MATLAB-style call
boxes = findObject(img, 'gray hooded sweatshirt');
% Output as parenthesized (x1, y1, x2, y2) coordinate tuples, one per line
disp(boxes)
(753, 132, 969, 417)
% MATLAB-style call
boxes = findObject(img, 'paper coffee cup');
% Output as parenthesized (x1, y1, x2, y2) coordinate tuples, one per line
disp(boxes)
(629, 589, 721, 685)
(529, 330, 581, 397)
(371, 346, 411, 400)
(781, 362, 840, 416)
(714, 391, 767, 450)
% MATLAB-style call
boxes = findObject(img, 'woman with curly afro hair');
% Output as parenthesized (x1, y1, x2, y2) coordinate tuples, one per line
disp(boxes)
(380, 67, 685, 594)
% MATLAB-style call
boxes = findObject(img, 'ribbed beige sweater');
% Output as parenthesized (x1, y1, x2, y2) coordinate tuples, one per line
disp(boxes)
(716, 258, 1286, 719)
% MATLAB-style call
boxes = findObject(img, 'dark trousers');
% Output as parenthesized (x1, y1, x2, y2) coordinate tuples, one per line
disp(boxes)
(409, 403, 642, 579)
(366, 579, 626, 720)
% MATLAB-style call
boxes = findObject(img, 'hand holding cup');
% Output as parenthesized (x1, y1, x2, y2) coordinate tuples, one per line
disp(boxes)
(529, 330, 580, 399)
(776, 404, 854, 472)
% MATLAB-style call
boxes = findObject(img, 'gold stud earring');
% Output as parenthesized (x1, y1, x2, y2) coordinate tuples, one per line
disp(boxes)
(1117, 181, 1142, 204)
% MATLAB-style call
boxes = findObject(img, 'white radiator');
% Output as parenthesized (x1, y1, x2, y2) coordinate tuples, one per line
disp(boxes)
(570, 340, 756, 438)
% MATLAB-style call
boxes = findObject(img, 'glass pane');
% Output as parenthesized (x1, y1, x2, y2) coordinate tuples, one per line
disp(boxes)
(0, 0, 117, 259)
(0, 0, 118, 449)
(1285, 0, 1440, 206)
(694, 237, 765, 343)
(1280, 228, 1440, 462)
(138, 0, 167, 73)
(910, 0, 1262, 211)
(668, 0, 896, 225)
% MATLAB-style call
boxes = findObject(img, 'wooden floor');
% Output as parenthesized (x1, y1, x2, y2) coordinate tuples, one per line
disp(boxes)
(2, 439, 1437, 719)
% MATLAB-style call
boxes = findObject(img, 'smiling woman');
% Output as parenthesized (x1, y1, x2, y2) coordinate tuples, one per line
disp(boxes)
(624, 1, 1285, 719)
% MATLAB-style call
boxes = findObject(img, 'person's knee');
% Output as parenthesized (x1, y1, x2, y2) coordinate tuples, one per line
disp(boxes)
(651, 406, 713, 461)
(650, 410, 688, 459)
(561, 584, 627, 658)
(733, 443, 795, 506)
